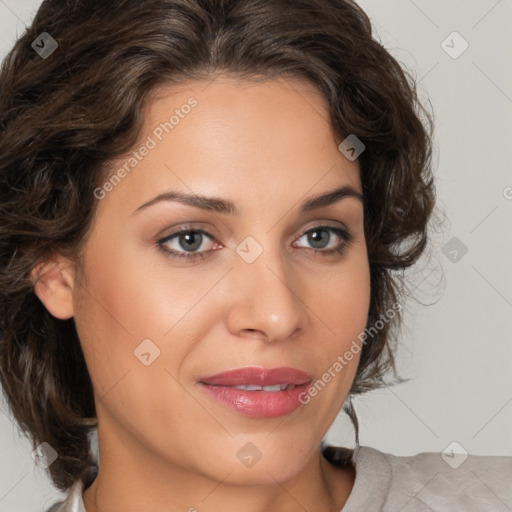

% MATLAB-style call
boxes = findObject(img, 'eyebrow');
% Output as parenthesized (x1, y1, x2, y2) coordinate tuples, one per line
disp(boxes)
(131, 184, 363, 217)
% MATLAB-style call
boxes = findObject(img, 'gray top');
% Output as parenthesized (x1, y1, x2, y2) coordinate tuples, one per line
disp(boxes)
(45, 444, 512, 511)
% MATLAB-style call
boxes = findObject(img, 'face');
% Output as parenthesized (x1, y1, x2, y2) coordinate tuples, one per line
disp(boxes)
(58, 76, 370, 483)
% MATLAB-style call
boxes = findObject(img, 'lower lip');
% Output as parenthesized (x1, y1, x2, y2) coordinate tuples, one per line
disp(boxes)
(197, 382, 310, 418)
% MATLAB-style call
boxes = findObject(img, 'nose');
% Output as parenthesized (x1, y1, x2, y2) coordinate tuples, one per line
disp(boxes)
(225, 243, 309, 344)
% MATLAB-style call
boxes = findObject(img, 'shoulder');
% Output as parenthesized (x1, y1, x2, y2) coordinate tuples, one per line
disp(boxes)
(324, 444, 512, 512)
(378, 447, 512, 511)
(321, 444, 512, 512)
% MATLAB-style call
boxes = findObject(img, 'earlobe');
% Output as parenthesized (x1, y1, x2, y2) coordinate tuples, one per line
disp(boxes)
(30, 254, 76, 320)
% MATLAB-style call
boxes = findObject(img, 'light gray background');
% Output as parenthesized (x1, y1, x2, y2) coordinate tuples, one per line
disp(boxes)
(0, 1, 511, 510)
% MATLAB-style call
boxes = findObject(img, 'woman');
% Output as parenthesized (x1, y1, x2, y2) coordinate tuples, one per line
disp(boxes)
(0, 0, 510, 511)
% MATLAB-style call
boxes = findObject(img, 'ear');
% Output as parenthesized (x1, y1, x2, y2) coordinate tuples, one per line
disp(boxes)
(30, 253, 77, 320)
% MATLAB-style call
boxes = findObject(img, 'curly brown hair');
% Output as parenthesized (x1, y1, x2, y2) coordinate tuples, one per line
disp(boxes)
(0, 0, 436, 492)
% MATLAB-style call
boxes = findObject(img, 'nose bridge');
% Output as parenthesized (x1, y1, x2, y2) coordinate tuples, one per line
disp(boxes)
(226, 233, 307, 341)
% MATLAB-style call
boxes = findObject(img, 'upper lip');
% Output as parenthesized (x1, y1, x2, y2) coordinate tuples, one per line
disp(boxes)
(198, 366, 312, 387)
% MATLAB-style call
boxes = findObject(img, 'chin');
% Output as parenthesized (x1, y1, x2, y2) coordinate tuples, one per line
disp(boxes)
(196, 445, 310, 486)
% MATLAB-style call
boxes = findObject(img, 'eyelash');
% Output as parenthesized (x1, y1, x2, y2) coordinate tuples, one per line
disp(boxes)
(157, 224, 352, 262)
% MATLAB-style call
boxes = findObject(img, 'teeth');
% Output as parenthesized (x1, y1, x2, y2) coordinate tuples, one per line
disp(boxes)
(232, 384, 263, 391)
(231, 384, 294, 392)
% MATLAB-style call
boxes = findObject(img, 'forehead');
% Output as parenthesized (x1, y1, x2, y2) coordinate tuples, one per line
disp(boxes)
(97, 76, 362, 221)
(158, 75, 355, 168)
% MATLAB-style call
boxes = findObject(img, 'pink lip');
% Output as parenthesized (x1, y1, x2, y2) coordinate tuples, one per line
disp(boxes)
(197, 366, 312, 418)
(198, 366, 312, 387)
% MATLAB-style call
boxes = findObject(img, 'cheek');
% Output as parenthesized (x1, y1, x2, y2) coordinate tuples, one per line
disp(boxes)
(71, 241, 160, 397)
(72, 237, 213, 395)
(74, 237, 171, 340)
(308, 249, 370, 395)
(310, 252, 371, 343)
(297, 248, 369, 366)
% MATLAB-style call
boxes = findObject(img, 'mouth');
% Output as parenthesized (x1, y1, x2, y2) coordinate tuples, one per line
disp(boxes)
(198, 365, 312, 387)
(197, 366, 312, 418)
(220, 383, 300, 391)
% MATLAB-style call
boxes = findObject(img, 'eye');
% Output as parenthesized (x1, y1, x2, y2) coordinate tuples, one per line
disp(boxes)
(292, 226, 351, 255)
(157, 224, 352, 261)
(158, 227, 217, 261)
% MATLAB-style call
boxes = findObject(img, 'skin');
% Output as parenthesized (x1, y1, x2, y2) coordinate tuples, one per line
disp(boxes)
(32, 75, 371, 512)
